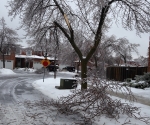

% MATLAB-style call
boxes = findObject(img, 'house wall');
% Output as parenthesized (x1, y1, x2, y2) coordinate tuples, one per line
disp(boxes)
(0, 47, 58, 70)
(32, 51, 42, 56)
(0, 50, 15, 69)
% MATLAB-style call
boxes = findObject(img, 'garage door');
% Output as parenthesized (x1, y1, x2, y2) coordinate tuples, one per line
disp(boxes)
(0, 60, 14, 69)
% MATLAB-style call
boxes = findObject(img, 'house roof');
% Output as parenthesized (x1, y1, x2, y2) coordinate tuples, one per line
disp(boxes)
(15, 55, 57, 60)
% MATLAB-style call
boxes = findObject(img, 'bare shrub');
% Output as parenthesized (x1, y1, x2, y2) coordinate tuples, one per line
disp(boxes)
(49, 77, 150, 124)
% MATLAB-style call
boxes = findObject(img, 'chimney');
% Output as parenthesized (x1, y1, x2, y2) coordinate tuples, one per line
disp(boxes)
(148, 40, 150, 72)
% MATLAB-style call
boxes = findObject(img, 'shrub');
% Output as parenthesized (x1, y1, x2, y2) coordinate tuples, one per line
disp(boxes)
(133, 72, 150, 89)
(135, 72, 150, 84)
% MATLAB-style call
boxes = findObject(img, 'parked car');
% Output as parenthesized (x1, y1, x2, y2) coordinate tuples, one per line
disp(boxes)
(47, 65, 59, 72)
(62, 66, 75, 72)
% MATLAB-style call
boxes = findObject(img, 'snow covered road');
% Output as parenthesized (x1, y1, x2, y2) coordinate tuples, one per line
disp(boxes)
(0, 73, 52, 124)
(0, 70, 79, 125)
(0, 74, 50, 105)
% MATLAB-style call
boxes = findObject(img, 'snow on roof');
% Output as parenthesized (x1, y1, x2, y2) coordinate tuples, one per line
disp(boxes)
(15, 55, 57, 60)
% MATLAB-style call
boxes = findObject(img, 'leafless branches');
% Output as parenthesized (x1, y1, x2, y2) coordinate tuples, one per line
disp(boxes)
(53, 78, 150, 124)
(0, 17, 20, 68)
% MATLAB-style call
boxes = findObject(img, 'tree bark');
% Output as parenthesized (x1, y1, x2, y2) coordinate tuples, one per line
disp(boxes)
(94, 56, 98, 68)
(2, 54, 5, 68)
(81, 59, 87, 90)
(77, 60, 80, 73)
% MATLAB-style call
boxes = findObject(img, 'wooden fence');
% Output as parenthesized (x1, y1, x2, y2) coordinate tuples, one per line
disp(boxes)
(106, 67, 148, 81)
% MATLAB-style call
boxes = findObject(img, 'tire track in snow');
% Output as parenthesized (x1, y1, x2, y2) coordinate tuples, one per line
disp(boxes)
(0, 74, 49, 104)
(0, 78, 18, 104)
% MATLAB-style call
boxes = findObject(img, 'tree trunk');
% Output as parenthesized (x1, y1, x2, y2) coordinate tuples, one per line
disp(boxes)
(2, 54, 5, 68)
(54, 55, 56, 79)
(123, 56, 127, 67)
(94, 56, 98, 68)
(77, 60, 80, 73)
(81, 59, 87, 90)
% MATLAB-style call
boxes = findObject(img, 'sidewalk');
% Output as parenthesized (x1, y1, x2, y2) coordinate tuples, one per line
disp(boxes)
(107, 90, 150, 106)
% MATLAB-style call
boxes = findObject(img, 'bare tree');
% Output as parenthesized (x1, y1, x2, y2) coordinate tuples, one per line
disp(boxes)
(113, 56, 123, 66)
(112, 37, 140, 66)
(0, 17, 20, 68)
(8, 0, 150, 89)
(134, 56, 148, 66)
(59, 43, 78, 66)
(29, 28, 60, 78)
(95, 36, 140, 67)
(91, 35, 116, 76)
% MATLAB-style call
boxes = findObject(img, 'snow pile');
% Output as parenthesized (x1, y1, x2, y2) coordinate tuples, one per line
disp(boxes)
(0, 68, 16, 75)
(14, 68, 37, 73)
(130, 87, 150, 99)
(24, 68, 37, 72)
(33, 77, 150, 101)
(59, 71, 77, 75)
(32, 77, 80, 99)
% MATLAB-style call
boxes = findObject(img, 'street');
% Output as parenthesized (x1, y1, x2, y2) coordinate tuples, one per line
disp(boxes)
(0, 71, 75, 125)
(0, 73, 49, 104)
(0, 71, 75, 104)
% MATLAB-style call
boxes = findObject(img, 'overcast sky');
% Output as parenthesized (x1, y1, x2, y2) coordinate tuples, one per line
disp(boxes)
(0, 1, 149, 58)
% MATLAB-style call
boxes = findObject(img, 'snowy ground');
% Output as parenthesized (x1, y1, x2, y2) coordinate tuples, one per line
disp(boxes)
(32, 77, 150, 125)
(0, 68, 150, 125)
(0, 68, 16, 75)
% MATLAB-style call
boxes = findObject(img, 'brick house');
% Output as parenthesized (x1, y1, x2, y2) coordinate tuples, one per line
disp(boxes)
(0, 47, 16, 69)
(0, 47, 58, 69)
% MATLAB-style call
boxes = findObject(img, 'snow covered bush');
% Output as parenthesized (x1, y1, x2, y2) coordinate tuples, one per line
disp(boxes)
(135, 73, 150, 84)
(134, 73, 150, 89)
(122, 73, 150, 89)
(123, 81, 149, 89)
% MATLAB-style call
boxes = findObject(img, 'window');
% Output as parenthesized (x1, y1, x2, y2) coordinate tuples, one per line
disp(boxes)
(16, 49, 22, 55)
(26, 50, 32, 56)
(4, 48, 11, 55)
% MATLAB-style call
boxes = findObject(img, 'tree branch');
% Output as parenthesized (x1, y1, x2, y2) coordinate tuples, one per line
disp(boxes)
(54, 21, 83, 59)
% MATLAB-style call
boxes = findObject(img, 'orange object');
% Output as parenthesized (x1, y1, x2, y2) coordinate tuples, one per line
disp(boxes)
(41, 59, 50, 67)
